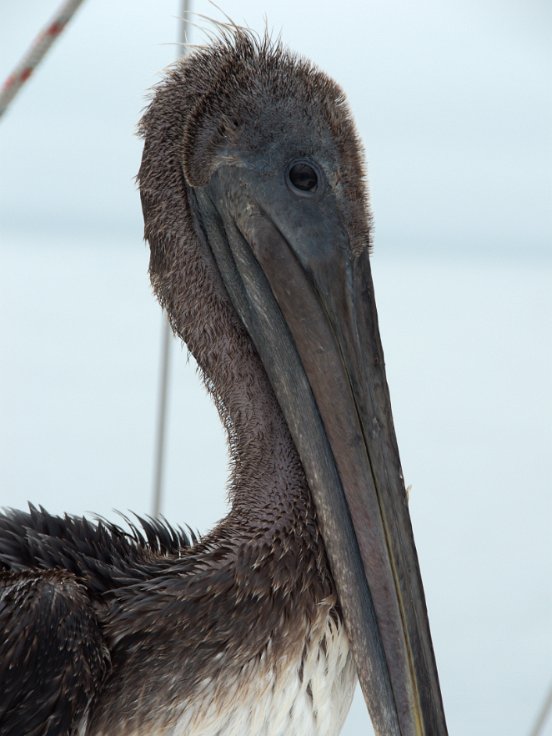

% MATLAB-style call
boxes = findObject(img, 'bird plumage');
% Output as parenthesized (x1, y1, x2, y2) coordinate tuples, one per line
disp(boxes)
(0, 497, 353, 735)
(0, 29, 360, 735)
(0, 25, 447, 736)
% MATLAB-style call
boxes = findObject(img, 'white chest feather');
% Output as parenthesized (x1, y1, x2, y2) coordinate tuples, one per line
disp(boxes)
(172, 614, 356, 736)
(90, 613, 356, 736)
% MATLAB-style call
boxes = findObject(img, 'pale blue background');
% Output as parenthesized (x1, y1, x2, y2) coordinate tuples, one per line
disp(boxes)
(1, 2, 551, 734)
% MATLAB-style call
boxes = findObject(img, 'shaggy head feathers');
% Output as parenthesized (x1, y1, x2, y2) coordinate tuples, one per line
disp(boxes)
(137, 29, 372, 516)
(138, 27, 371, 260)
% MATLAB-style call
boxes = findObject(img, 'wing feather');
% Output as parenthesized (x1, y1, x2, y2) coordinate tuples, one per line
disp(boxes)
(0, 570, 109, 736)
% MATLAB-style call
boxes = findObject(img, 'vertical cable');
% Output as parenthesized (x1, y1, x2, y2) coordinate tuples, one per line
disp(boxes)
(151, 0, 191, 518)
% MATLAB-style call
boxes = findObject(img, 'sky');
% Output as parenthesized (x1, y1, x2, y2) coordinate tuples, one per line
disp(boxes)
(1, 0, 550, 255)
(1, 2, 551, 735)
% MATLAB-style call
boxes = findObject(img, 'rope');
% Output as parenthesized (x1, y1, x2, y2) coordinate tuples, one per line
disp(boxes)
(0, 0, 85, 119)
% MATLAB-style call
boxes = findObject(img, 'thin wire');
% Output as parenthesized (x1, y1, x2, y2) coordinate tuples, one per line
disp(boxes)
(0, 0, 85, 119)
(151, 317, 172, 518)
(151, 0, 191, 518)
(529, 681, 552, 736)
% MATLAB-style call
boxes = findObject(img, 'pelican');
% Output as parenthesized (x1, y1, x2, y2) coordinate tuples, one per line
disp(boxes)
(0, 30, 447, 736)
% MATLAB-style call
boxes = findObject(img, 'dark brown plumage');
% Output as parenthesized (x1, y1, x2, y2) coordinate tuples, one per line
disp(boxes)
(0, 31, 356, 736)
(0, 27, 447, 736)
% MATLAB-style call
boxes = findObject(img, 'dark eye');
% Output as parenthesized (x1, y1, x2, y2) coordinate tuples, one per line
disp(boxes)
(287, 161, 319, 194)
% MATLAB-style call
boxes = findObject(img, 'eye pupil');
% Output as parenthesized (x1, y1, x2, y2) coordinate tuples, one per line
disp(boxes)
(288, 162, 318, 192)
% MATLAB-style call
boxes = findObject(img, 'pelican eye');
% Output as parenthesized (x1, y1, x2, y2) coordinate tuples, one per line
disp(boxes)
(287, 161, 319, 195)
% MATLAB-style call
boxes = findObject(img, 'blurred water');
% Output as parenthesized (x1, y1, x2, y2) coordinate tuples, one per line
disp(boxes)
(1, 234, 550, 734)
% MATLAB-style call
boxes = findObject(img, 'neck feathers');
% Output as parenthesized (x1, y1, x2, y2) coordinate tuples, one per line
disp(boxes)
(138, 61, 310, 531)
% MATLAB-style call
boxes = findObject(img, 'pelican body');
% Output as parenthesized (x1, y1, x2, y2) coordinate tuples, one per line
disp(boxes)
(0, 31, 447, 736)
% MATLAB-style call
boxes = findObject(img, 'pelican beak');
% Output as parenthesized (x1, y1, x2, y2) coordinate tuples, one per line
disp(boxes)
(192, 164, 447, 736)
